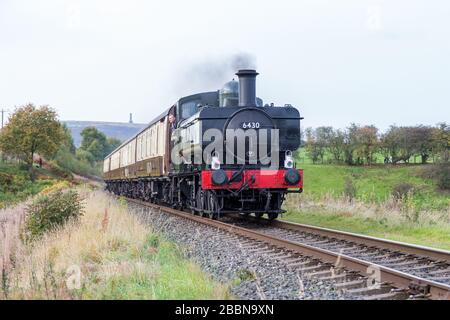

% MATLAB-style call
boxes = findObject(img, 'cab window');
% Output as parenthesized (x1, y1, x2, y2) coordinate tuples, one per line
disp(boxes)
(180, 101, 199, 120)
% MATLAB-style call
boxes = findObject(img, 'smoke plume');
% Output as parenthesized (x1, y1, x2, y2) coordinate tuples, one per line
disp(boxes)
(173, 52, 257, 96)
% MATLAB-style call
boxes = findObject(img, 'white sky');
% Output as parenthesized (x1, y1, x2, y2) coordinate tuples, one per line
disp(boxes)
(0, 0, 449, 130)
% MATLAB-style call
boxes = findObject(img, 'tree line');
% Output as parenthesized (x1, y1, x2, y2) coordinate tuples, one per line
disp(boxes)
(0, 104, 121, 179)
(303, 123, 450, 165)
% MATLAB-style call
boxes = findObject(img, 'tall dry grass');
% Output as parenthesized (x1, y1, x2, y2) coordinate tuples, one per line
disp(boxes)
(0, 204, 26, 293)
(285, 192, 450, 226)
(0, 188, 148, 299)
(1, 186, 228, 299)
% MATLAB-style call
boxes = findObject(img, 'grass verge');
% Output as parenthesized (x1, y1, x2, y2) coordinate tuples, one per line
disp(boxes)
(284, 195, 450, 250)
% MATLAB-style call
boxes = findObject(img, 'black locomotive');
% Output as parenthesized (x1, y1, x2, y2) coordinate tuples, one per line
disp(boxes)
(104, 69, 303, 220)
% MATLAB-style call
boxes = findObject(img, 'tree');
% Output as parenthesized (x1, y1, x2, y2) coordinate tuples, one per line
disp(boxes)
(105, 137, 122, 156)
(353, 125, 379, 165)
(381, 126, 412, 164)
(76, 149, 95, 164)
(80, 127, 107, 151)
(409, 126, 433, 164)
(60, 123, 76, 154)
(380, 125, 400, 162)
(381, 126, 434, 164)
(343, 123, 359, 165)
(305, 127, 325, 164)
(0, 104, 64, 180)
(431, 123, 450, 163)
(328, 129, 345, 163)
(78, 127, 121, 162)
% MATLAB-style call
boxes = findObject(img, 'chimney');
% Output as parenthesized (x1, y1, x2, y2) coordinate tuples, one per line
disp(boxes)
(236, 69, 259, 107)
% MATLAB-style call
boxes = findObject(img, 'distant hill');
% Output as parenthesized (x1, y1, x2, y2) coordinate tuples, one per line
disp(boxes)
(63, 121, 147, 147)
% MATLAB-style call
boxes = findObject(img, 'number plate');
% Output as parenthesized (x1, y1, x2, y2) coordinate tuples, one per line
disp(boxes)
(241, 122, 260, 129)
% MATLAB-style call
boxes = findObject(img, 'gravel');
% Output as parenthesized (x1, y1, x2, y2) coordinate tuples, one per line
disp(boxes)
(129, 203, 357, 300)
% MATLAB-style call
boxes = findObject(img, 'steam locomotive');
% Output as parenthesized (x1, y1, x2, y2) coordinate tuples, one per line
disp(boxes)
(104, 69, 303, 220)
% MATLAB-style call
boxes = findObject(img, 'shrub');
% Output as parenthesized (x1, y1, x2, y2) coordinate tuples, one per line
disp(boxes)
(23, 190, 84, 242)
(437, 164, 450, 190)
(392, 183, 415, 201)
(53, 148, 101, 177)
(0, 172, 14, 192)
(420, 163, 450, 191)
(343, 178, 357, 201)
(145, 234, 160, 248)
(236, 269, 256, 282)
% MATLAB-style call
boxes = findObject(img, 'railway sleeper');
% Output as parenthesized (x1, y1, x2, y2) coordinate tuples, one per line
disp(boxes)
(383, 260, 421, 268)
(344, 284, 392, 296)
(281, 256, 309, 264)
(320, 272, 349, 282)
(299, 264, 331, 273)
(362, 291, 408, 300)
(428, 276, 450, 282)
(304, 268, 338, 279)
(344, 248, 376, 255)
(268, 251, 293, 259)
(358, 253, 392, 260)
(334, 279, 367, 290)
(370, 256, 408, 264)
(325, 245, 356, 252)
(286, 261, 316, 270)
(302, 239, 334, 246)
(247, 248, 278, 255)
(428, 267, 450, 275)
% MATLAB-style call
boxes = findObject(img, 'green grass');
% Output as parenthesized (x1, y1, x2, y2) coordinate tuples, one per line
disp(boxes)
(282, 209, 450, 250)
(0, 161, 55, 208)
(296, 161, 449, 211)
(81, 233, 230, 300)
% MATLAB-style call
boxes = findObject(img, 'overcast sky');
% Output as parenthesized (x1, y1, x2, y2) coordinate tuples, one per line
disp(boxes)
(0, 0, 449, 130)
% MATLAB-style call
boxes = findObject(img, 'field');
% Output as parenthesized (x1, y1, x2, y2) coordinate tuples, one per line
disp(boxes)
(283, 153, 450, 250)
(295, 162, 449, 211)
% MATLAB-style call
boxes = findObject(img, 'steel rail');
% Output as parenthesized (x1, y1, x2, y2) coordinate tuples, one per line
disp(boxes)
(241, 216, 450, 264)
(126, 198, 450, 300)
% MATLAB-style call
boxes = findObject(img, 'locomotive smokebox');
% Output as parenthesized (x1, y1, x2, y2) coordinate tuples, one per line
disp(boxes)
(236, 69, 259, 107)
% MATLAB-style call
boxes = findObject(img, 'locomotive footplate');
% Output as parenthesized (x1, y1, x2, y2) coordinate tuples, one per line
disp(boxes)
(201, 169, 303, 190)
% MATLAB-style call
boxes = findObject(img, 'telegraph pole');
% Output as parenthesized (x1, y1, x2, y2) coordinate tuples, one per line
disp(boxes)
(0, 108, 10, 129)
(1, 108, 5, 129)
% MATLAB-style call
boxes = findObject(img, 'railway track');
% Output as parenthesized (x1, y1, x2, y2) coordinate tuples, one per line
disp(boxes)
(125, 197, 450, 300)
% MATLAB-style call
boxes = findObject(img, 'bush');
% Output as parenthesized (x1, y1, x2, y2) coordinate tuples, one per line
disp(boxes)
(433, 163, 450, 190)
(23, 190, 84, 241)
(53, 148, 101, 177)
(392, 183, 415, 201)
(437, 163, 450, 190)
(343, 178, 357, 201)
(420, 163, 450, 191)
(0, 172, 14, 192)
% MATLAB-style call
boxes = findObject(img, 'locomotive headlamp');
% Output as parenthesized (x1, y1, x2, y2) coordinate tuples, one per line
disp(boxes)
(284, 150, 294, 169)
(212, 169, 228, 186)
(211, 153, 221, 170)
(284, 168, 300, 185)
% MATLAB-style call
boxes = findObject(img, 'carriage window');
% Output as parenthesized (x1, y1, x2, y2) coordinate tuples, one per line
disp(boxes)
(180, 101, 199, 120)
